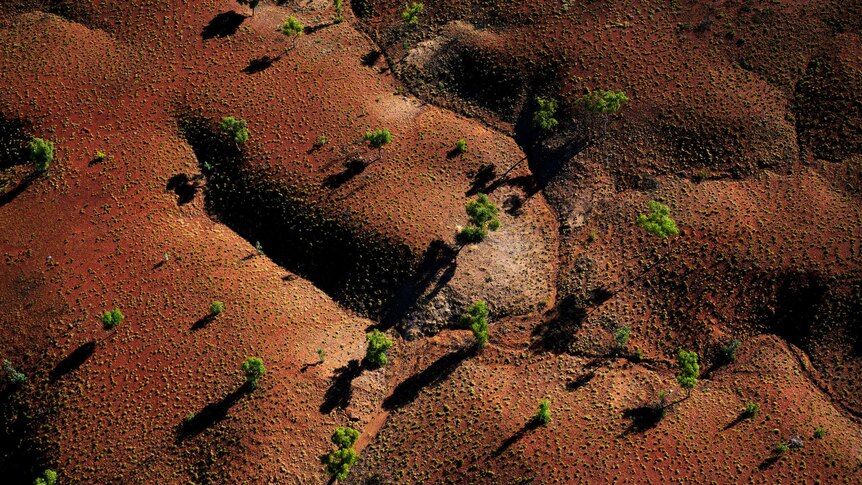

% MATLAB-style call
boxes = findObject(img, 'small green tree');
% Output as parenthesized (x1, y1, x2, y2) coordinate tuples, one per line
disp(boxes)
(364, 128, 392, 160)
(744, 401, 759, 418)
(94, 150, 107, 163)
(454, 139, 468, 154)
(100, 308, 124, 330)
(317, 348, 326, 363)
(321, 426, 360, 480)
(3, 359, 26, 386)
(676, 349, 699, 397)
(459, 193, 501, 243)
(719, 339, 741, 364)
(280, 17, 304, 50)
(331, 426, 359, 449)
(402, 2, 424, 26)
(613, 325, 631, 352)
(28, 137, 54, 173)
(34, 469, 57, 485)
(774, 442, 789, 454)
(334, 0, 344, 23)
(236, 0, 260, 16)
(365, 329, 393, 367)
(220, 116, 249, 147)
(210, 300, 224, 316)
(636, 200, 679, 238)
(534, 398, 551, 425)
(814, 427, 825, 439)
(578, 89, 629, 114)
(460, 301, 489, 348)
(533, 97, 559, 131)
(242, 356, 266, 388)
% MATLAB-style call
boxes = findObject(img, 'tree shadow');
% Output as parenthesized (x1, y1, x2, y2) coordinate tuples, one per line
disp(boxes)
(758, 455, 781, 470)
(191, 313, 216, 331)
(176, 382, 253, 440)
(492, 418, 542, 457)
(323, 159, 367, 189)
(565, 371, 595, 391)
(303, 23, 333, 35)
(530, 295, 587, 353)
(465, 163, 497, 196)
(722, 411, 753, 431)
(50, 341, 96, 381)
(202, 11, 246, 39)
(320, 359, 363, 414)
(503, 194, 524, 216)
(242, 55, 281, 74)
(166, 173, 202, 205)
(383, 347, 474, 411)
(361, 49, 382, 67)
(0, 173, 37, 208)
(620, 404, 665, 436)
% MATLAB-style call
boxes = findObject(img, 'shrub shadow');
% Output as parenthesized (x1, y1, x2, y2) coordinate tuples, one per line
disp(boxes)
(176, 382, 253, 440)
(383, 347, 474, 411)
(243, 55, 281, 74)
(202, 11, 246, 39)
(50, 341, 96, 381)
(492, 418, 542, 457)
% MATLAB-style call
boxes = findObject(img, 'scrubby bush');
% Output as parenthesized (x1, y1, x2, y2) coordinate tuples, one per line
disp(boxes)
(322, 426, 360, 480)
(402, 2, 424, 25)
(365, 329, 393, 367)
(578, 89, 629, 114)
(3, 359, 26, 386)
(331, 426, 359, 449)
(744, 401, 759, 418)
(28, 137, 53, 173)
(534, 399, 551, 425)
(34, 469, 57, 485)
(236, 0, 260, 16)
(94, 150, 107, 163)
(364, 128, 392, 160)
(533, 97, 558, 131)
(676, 349, 699, 397)
(460, 301, 489, 348)
(613, 325, 631, 351)
(281, 17, 304, 49)
(210, 300, 224, 316)
(334, 0, 343, 23)
(719, 339, 741, 364)
(220, 117, 249, 146)
(242, 356, 266, 388)
(636, 200, 679, 238)
(317, 348, 326, 363)
(454, 139, 468, 154)
(315, 135, 328, 147)
(100, 308, 124, 330)
(459, 193, 500, 243)
(774, 442, 789, 454)
(814, 427, 825, 439)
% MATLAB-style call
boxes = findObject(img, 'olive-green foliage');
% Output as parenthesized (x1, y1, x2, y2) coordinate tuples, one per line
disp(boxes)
(94, 150, 107, 162)
(210, 300, 224, 316)
(402, 2, 424, 25)
(534, 399, 551, 425)
(636, 200, 679, 238)
(236, 0, 260, 16)
(578, 89, 629, 114)
(455, 138, 468, 154)
(814, 427, 825, 439)
(334, 0, 343, 23)
(28, 137, 53, 172)
(720, 339, 741, 363)
(460, 193, 500, 243)
(460, 301, 489, 348)
(100, 308, 124, 330)
(613, 325, 631, 350)
(676, 349, 699, 394)
(322, 426, 360, 480)
(3, 359, 26, 386)
(34, 469, 57, 485)
(242, 356, 266, 388)
(774, 442, 789, 454)
(533, 97, 559, 131)
(744, 401, 759, 417)
(364, 128, 392, 150)
(219, 117, 249, 145)
(281, 17, 304, 44)
(365, 329, 393, 367)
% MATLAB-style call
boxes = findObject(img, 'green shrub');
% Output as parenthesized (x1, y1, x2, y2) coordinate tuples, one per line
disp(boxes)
(317, 348, 326, 363)
(34, 469, 57, 485)
(613, 325, 631, 350)
(322, 426, 360, 480)
(719, 339, 741, 364)
(402, 2, 424, 25)
(744, 401, 759, 418)
(459, 193, 500, 243)
(94, 150, 107, 163)
(364, 128, 392, 159)
(28, 137, 54, 172)
(281, 17, 304, 48)
(533, 97, 558, 131)
(334, 0, 343, 23)
(460, 301, 489, 348)
(676, 349, 699, 396)
(3, 359, 26, 386)
(242, 356, 266, 388)
(210, 300, 224, 316)
(814, 427, 825, 439)
(774, 442, 789, 454)
(314, 135, 328, 147)
(454, 139, 468, 154)
(534, 399, 551, 425)
(331, 426, 360, 449)
(365, 330, 393, 367)
(219, 117, 249, 146)
(578, 89, 629, 114)
(100, 308, 124, 330)
(636, 200, 679, 238)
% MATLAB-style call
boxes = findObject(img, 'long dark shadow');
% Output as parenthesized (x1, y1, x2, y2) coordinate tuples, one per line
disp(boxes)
(202, 11, 246, 39)
(176, 382, 253, 440)
(383, 347, 474, 411)
(320, 359, 363, 414)
(50, 341, 96, 381)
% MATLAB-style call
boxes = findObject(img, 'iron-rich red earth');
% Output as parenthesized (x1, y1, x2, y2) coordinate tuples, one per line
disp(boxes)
(0, 0, 860, 483)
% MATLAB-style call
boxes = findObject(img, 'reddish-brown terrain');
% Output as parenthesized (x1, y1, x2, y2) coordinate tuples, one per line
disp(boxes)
(0, 0, 860, 483)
